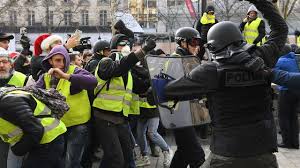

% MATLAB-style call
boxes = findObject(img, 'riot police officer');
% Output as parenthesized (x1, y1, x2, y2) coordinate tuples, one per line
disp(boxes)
(164, 0, 287, 167)
(169, 27, 206, 168)
(84, 40, 111, 74)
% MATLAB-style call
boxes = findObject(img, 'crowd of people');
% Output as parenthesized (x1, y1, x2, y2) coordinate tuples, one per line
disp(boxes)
(0, 0, 299, 168)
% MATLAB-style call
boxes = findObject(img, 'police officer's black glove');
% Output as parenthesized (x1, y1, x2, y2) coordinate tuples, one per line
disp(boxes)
(135, 38, 156, 61)
(142, 38, 157, 53)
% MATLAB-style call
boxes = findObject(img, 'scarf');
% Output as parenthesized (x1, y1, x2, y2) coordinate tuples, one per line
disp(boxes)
(0, 86, 69, 119)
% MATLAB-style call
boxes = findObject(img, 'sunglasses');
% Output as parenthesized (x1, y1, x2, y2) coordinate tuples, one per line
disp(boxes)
(188, 38, 202, 47)
(118, 41, 130, 46)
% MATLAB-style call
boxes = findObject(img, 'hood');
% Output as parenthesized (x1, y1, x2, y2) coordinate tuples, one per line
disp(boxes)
(206, 5, 215, 12)
(281, 52, 295, 59)
(247, 5, 258, 15)
(114, 20, 126, 30)
(42, 45, 70, 72)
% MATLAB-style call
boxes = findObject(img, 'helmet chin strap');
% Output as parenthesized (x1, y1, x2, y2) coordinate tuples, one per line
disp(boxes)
(186, 43, 194, 56)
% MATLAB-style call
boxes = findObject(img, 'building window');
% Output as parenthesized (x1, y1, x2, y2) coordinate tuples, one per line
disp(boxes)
(9, 11, 17, 25)
(64, 0, 71, 2)
(148, 1, 157, 8)
(99, 10, 107, 26)
(81, 10, 89, 26)
(48, 11, 54, 26)
(28, 10, 35, 26)
(98, 0, 108, 5)
(64, 10, 72, 26)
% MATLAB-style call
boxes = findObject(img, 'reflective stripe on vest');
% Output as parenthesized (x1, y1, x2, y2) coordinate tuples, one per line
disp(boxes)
(93, 55, 140, 116)
(0, 90, 67, 145)
(297, 36, 300, 47)
(8, 71, 27, 87)
(44, 65, 91, 127)
(139, 97, 157, 109)
(243, 18, 265, 46)
(200, 13, 216, 25)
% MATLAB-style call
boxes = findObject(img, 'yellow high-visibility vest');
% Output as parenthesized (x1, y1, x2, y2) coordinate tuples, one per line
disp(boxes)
(200, 13, 216, 25)
(0, 90, 66, 145)
(243, 18, 266, 46)
(44, 65, 91, 127)
(8, 71, 27, 87)
(139, 97, 156, 109)
(92, 53, 140, 116)
(297, 36, 300, 47)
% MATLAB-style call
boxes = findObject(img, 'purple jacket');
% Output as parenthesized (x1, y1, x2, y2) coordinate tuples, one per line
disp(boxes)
(35, 45, 97, 94)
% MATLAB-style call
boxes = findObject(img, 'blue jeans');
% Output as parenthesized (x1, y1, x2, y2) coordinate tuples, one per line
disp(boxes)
(64, 124, 89, 168)
(137, 117, 169, 156)
(22, 135, 65, 168)
(7, 147, 23, 168)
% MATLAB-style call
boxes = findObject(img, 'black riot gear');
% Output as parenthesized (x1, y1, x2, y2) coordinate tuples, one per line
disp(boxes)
(175, 27, 201, 45)
(93, 40, 110, 54)
(163, 0, 288, 167)
(206, 21, 244, 54)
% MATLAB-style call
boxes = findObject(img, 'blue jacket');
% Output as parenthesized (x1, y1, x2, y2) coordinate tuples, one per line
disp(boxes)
(272, 69, 300, 95)
(274, 52, 299, 90)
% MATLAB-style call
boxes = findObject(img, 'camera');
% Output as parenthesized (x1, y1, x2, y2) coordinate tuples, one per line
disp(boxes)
(73, 37, 92, 53)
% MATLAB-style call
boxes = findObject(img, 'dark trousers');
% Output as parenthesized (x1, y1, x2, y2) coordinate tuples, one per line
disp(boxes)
(0, 139, 8, 168)
(95, 118, 134, 168)
(278, 90, 299, 148)
(22, 134, 65, 168)
(170, 127, 205, 168)
(64, 124, 89, 168)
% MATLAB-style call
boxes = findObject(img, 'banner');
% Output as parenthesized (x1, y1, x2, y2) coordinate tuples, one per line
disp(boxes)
(185, 0, 196, 19)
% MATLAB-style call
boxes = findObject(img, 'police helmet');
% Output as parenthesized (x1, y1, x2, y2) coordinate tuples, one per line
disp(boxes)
(206, 21, 244, 54)
(93, 40, 110, 54)
(110, 34, 129, 49)
(175, 27, 201, 45)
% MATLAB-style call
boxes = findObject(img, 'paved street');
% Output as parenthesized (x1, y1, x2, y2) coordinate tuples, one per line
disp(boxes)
(92, 133, 300, 168)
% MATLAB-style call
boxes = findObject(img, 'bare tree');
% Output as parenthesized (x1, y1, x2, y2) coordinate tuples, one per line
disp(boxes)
(0, 0, 19, 19)
(213, 0, 246, 21)
(275, 0, 299, 19)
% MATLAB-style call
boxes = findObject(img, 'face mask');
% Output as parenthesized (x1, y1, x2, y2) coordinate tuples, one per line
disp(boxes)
(121, 45, 131, 56)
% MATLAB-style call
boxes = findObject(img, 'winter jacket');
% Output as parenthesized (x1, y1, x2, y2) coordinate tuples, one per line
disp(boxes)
(274, 52, 300, 90)
(93, 52, 149, 123)
(272, 69, 300, 95)
(84, 55, 104, 74)
(31, 54, 46, 81)
(0, 93, 44, 156)
(14, 54, 31, 75)
(35, 45, 97, 95)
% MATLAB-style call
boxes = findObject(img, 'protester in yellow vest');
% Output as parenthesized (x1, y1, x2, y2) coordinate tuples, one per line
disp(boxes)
(92, 34, 156, 168)
(35, 45, 97, 168)
(294, 30, 300, 47)
(0, 48, 27, 88)
(0, 34, 28, 168)
(0, 87, 69, 168)
(240, 5, 266, 46)
(196, 5, 218, 44)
